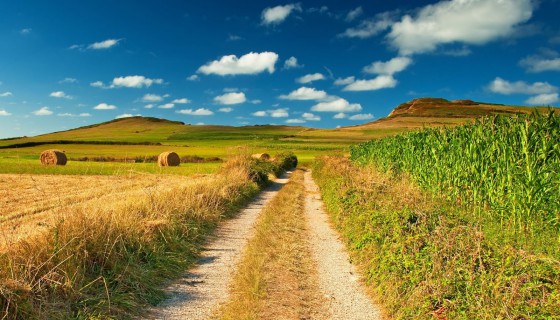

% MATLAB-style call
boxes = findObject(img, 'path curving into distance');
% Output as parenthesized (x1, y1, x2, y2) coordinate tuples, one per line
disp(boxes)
(146, 173, 291, 320)
(304, 170, 383, 320)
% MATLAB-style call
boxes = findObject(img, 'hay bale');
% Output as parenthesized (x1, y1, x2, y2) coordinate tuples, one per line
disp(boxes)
(40, 149, 67, 166)
(251, 153, 271, 161)
(158, 151, 180, 167)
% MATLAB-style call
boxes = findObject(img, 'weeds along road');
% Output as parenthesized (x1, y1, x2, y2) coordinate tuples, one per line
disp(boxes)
(148, 170, 382, 320)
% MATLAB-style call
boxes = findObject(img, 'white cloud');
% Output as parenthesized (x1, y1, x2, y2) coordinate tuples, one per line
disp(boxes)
(346, 6, 364, 22)
(286, 118, 305, 124)
(59, 77, 78, 84)
(333, 112, 347, 119)
(111, 75, 163, 88)
(297, 73, 326, 84)
(252, 111, 267, 117)
(0, 109, 11, 116)
(214, 92, 247, 105)
(172, 98, 190, 104)
(284, 56, 303, 69)
(340, 12, 394, 38)
(49, 91, 72, 99)
(32, 107, 53, 116)
(218, 107, 233, 113)
(198, 52, 279, 76)
(158, 103, 175, 109)
(20, 28, 32, 35)
(142, 94, 164, 102)
(388, 0, 534, 55)
(261, 3, 302, 25)
(334, 77, 356, 86)
(116, 113, 141, 119)
(94, 103, 117, 110)
(302, 112, 320, 121)
(349, 113, 374, 120)
(90, 81, 105, 88)
(520, 55, 560, 73)
(0, 92, 13, 97)
(525, 93, 559, 105)
(363, 56, 412, 75)
(57, 112, 91, 117)
(187, 74, 199, 81)
(488, 77, 557, 95)
(251, 99, 262, 104)
(88, 39, 121, 50)
(176, 108, 214, 115)
(144, 104, 155, 109)
(343, 75, 397, 91)
(252, 108, 289, 118)
(311, 98, 362, 112)
(279, 87, 328, 100)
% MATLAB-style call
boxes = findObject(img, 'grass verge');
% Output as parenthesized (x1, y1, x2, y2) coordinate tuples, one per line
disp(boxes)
(0, 153, 296, 319)
(219, 169, 326, 320)
(313, 156, 560, 319)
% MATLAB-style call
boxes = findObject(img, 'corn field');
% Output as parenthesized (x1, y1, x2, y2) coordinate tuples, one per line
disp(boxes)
(350, 112, 560, 231)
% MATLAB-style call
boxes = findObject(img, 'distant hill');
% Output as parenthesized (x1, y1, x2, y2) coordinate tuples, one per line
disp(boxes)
(344, 97, 556, 133)
(1, 98, 556, 148)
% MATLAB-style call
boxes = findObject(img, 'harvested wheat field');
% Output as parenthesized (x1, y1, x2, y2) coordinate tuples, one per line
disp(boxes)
(0, 173, 208, 249)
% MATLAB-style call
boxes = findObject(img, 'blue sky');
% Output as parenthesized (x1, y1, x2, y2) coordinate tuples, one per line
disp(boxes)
(0, 0, 559, 138)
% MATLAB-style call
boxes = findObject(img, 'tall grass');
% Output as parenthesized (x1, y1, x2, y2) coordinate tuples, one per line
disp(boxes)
(0, 153, 296, 319)
(351, 112, 560, 233)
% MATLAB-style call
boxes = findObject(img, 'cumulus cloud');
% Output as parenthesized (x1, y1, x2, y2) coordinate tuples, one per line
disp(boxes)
(32, 107, 53, 116)
(333, 112, 347, 119)
(116, 113, 141, 119)
(20, 28, 32, 35)
(311, 98, 362, 112)
(284, 56, 303, 69)
(172, 98, 190, 104)
(252, 108, 289, 118)
(302, 112, 320, 121)
(340, 12, 394, 38)
(346, 6, 364, 22)
(49, 91, 72, 99)
(525, 93, 559, 105)
(520, 51, 560, 73)
(387, 0, 534, 55)
(94, 103, 117, 110)
(286, 118, 305, 124)
(488, 77, 557, 95)
(261, 3, 302, 25)
(214, 92, 247, 105)
(334, 77, 356, 86)
(0, 92, 13, 97)
(59, 77, 78, 84)
(279, 87, 328, 100)
(363, 56, 412, 75)
(111, 75, 163, 88)
(187, 74, 199, 81)
(198, 52, 279, 76)
(90, 81, 105, 88)
(343, 75, 397, 91)
(88, 39, 121, 50)
(158, 103, 175, 109)
(349, 113, 374, 120)
(176, 108, 214, 115)
(297, 73, 325, 84)
(0, 109, 11, 116)
(142, 94, 164, 102)
(219, 107, 233, 113)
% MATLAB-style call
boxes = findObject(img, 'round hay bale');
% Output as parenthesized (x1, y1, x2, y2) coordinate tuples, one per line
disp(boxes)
(158, 151, 180, 167)
(251, 153, 271, 161)
(40, 149, 67, 166)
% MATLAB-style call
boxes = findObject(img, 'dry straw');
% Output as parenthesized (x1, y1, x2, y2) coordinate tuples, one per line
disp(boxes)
(251, 153, 271, 160)
(40, 149, 67, 166)
(158, 151, 180, 167)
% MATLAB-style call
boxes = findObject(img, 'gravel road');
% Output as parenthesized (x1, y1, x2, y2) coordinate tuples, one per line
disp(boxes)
(304, 170, 382, 320)
(146, 173, 291, 320)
